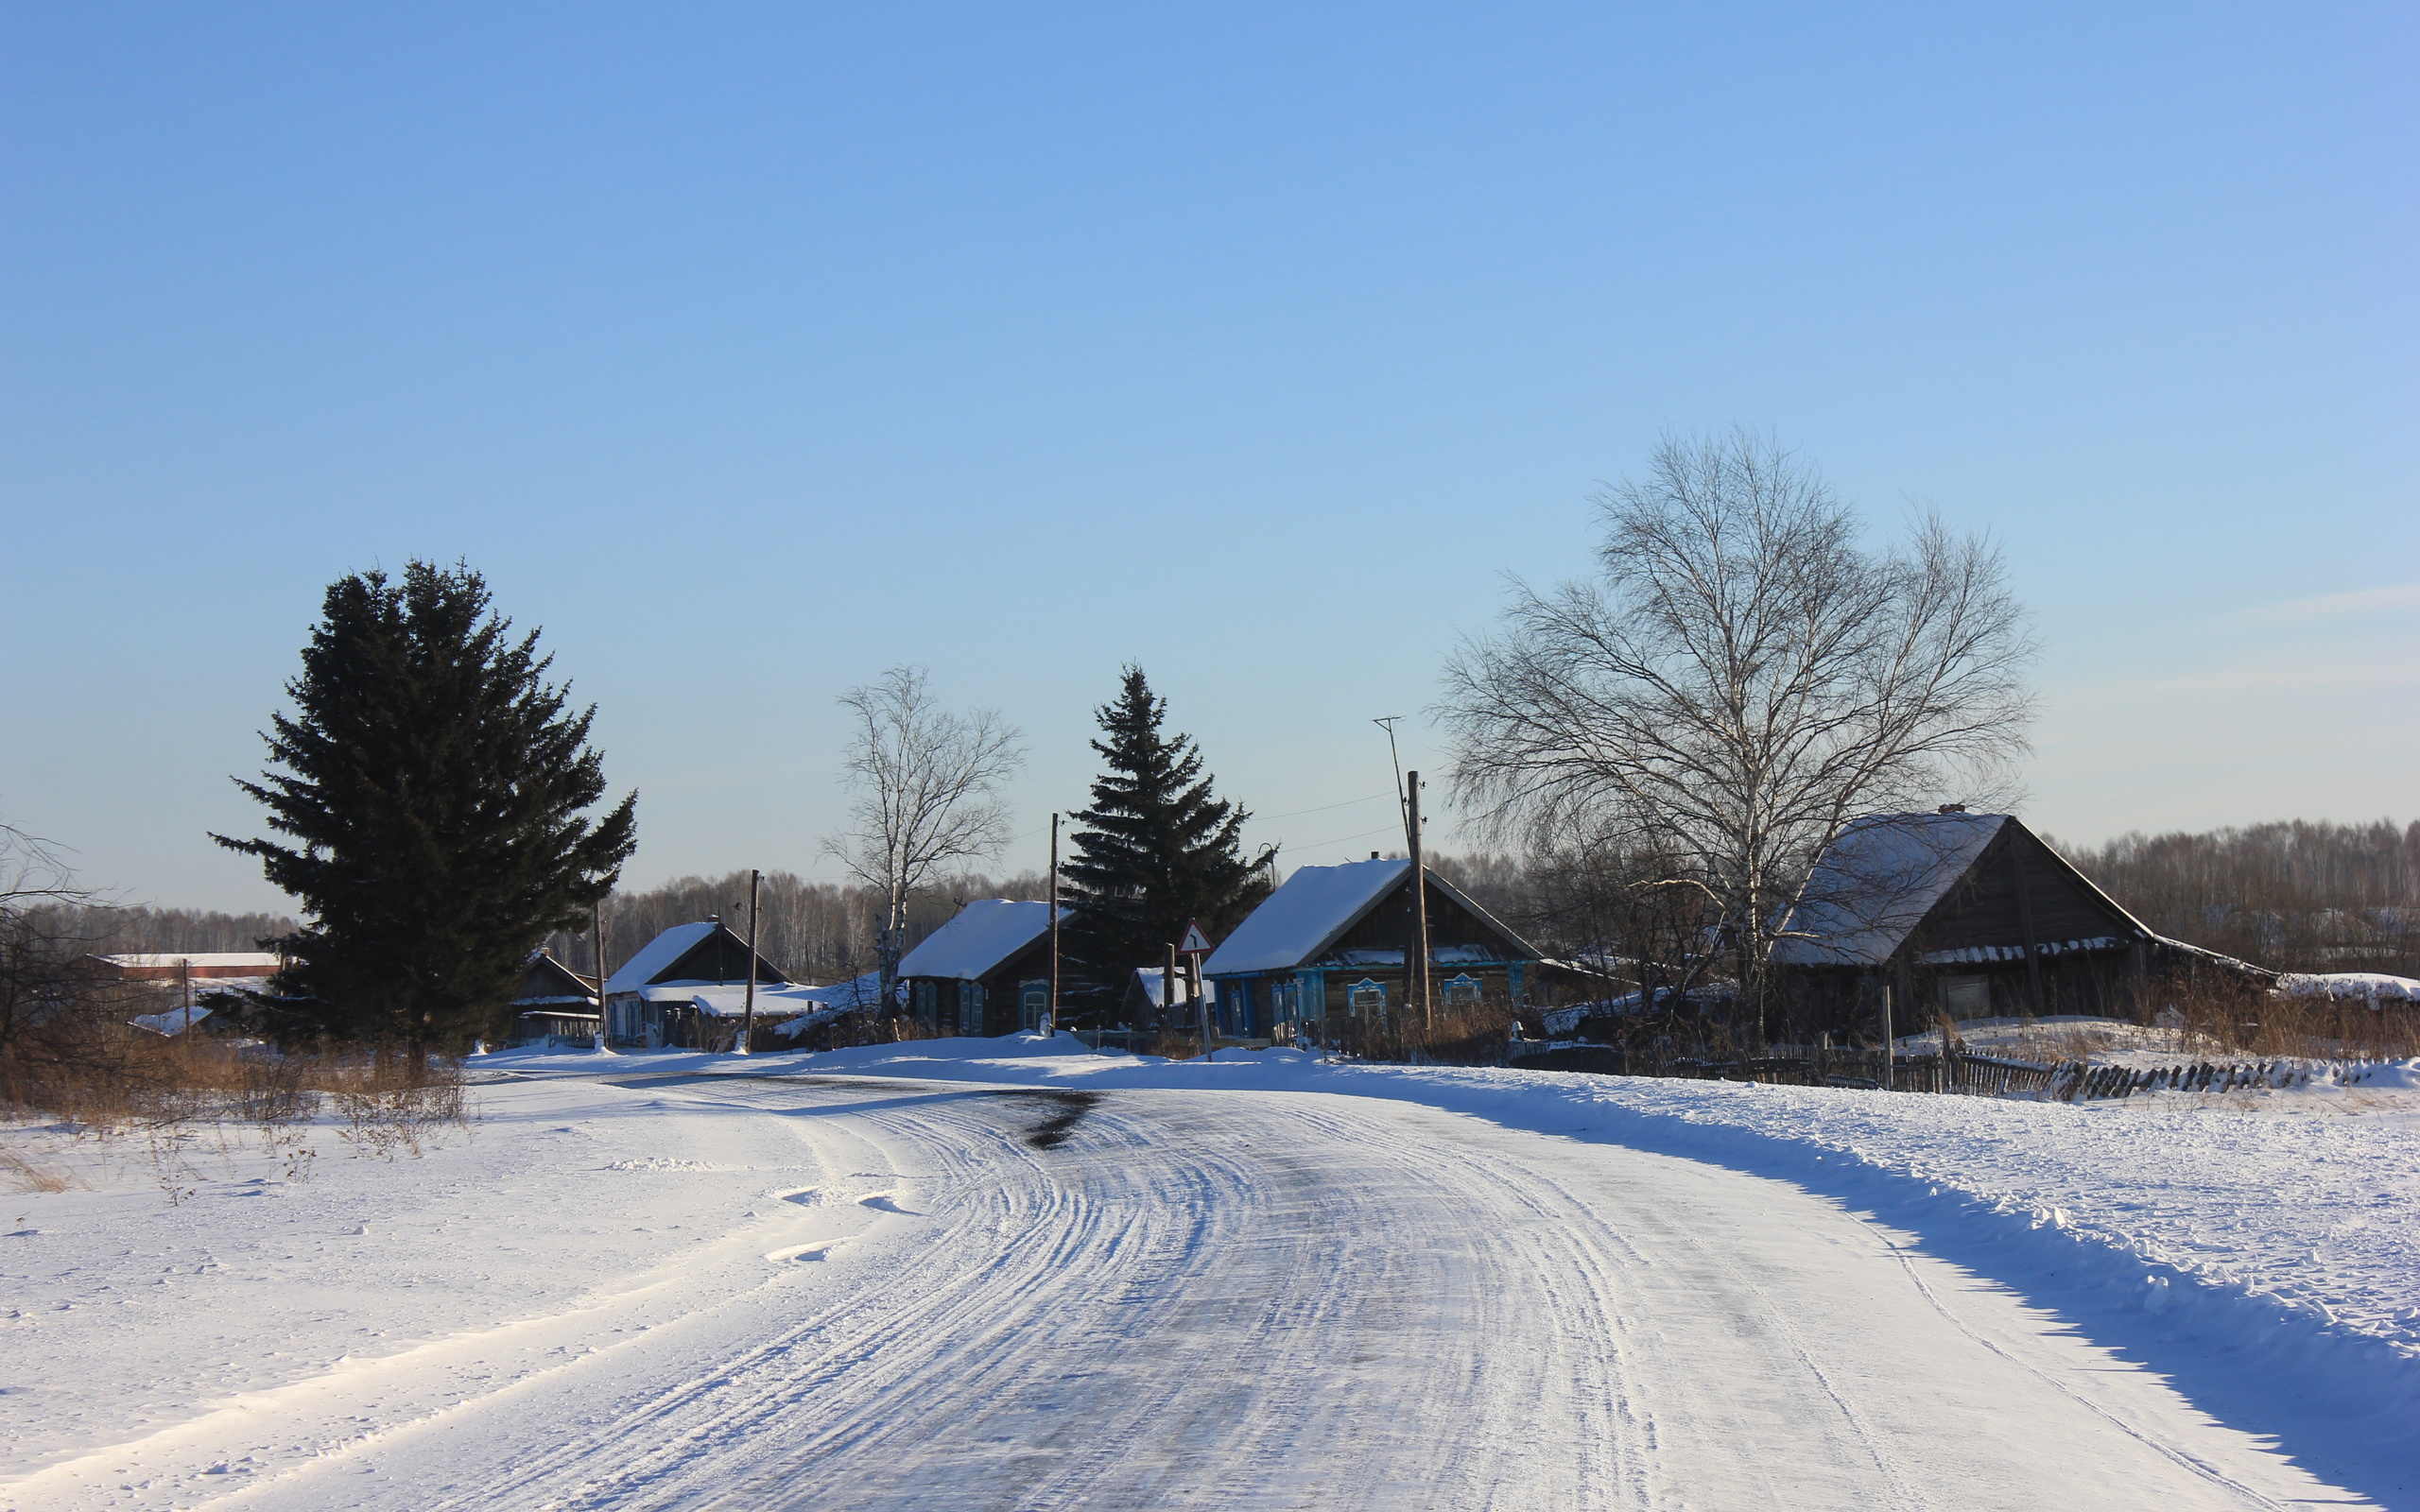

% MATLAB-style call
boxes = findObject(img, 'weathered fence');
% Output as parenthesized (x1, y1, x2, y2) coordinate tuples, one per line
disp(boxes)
(1516, 1041, 2408, 1103)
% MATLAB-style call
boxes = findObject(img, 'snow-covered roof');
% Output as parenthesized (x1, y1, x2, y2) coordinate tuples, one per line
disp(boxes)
(1202, 859, 1409, 975)
(95, 953, 281, 971)
(602, 922, 721, 995)
(666, 984, 827, 1019)
(2275, 971, 2420, 1003)
(129, 1005, 213, 1036)
(799, 970, 891, 1010)
(1770, 814, 2011, 968)
(1131, 967, 1216, 1008)
(897, 901, 1062, 982)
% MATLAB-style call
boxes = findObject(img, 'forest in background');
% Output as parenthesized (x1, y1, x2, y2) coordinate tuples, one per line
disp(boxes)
(42, 818, 2416, 987)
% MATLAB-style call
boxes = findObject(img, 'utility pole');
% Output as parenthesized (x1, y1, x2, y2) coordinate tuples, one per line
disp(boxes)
(180, 958, 193, 1036)
(592, 900, 608, 1047)
(1373, 716, 1408, 842)
(739, 869, 761, 1055)
(1047, 813, 1062, 1038)
(1407, 770, 1432, 1033)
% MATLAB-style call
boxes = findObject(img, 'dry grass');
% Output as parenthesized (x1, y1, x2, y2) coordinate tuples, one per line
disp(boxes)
(1, 1145, 81, 1194)
(1307, 1000, 1523, 1066)
(2150, 972, 2420, 1062)
(2, 1024, 472, 1201)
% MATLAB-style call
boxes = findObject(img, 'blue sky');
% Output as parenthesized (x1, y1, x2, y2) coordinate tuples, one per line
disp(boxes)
(4, 3, 2413, 912)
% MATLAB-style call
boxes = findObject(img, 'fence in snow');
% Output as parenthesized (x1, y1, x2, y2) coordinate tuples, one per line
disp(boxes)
(1518, 1042, 2411, 1101)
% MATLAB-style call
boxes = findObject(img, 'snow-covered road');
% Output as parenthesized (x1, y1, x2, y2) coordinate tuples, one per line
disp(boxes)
(9, 1064, 2372, 1511)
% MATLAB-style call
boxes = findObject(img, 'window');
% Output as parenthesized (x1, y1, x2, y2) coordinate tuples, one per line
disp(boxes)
(959, 981, 986, 1036)
(1941, 974, 1992, 1021)
(1443, 973, 1481, 1007)
(1019, 979, 1048, 1032)
(1348, 978, 1386, 1016)
(914, 980, 938, 1021)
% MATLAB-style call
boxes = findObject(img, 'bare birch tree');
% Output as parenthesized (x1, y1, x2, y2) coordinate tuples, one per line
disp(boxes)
(1437, 430, 2036, 1041)
(821, 667, 1025, 1014)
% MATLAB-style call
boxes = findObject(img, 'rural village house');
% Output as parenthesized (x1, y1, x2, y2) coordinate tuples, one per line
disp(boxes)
(604, 920, 804, 1048)
(1201, 857, 1542, 1040)
(897, 900, 1065, 1037)
(509, 952, 602, 1042)
(1768, 809, 2274, 1042)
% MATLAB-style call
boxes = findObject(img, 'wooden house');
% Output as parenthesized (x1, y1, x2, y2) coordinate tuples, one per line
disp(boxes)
(1201, 857, 1542, 1039)
(509, 952, 601, 1042)
(897, 900, 1066, 1037)
(602, 921, 789, 1047)
(1769, 810, 2273, 1041)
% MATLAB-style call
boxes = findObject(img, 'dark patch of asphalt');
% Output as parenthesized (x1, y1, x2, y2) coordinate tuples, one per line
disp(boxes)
(1006, 1089, 1104, 1149)
(511, 1067, 1108, 1151)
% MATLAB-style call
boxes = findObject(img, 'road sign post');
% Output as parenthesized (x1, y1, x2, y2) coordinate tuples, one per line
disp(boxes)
(1178, 920, 1214, 1061)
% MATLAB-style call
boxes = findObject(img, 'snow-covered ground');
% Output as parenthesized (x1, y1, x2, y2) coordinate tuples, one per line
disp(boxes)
(3, 1036, 2415, 1509)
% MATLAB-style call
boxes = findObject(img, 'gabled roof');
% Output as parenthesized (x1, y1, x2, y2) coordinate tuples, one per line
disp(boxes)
(603, 921, 786, 995)
(897, 900, 1063, 981)
(1202, 859, 1409, 975)
(1201, 858, 1538, 976)
(514, 952, 599, 1006)
(1770, 812, 2153, 968)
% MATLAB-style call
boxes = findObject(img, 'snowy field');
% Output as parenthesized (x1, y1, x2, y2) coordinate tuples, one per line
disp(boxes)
(3, 1036, 2415, 1510)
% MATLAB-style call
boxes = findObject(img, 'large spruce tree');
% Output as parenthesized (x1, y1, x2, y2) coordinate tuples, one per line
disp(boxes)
(1062, 668, 1268, 1020)
(216, 561, 637, 1052)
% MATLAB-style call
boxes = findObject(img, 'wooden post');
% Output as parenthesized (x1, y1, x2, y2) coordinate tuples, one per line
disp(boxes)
(1167, 941, 1182, 1055)
(1192, 950, 1211, 1061)
(1048, 813, 1062, 1038)
(1880, 979, 1895, 1091)
(593, 900, 607, 1044)
(181, 958, 193, 1035)
(1407, 770, 1432, 1033)
(740, 869, 760, 1055)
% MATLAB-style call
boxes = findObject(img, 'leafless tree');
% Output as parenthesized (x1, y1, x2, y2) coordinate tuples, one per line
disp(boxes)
(821, 667, 1026, 1013)
(1437, 429, 2036, 1041)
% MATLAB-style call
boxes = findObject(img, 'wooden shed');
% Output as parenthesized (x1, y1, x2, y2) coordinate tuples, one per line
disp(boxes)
(1201, 857, 1541, 1040)
(1769, 810, 2273, 1042)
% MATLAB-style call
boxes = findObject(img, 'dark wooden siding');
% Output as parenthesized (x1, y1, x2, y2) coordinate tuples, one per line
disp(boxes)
(1907, 829, 2141, 957)
(1333, 875, 1528, 959)
(653, 928, 789, 987)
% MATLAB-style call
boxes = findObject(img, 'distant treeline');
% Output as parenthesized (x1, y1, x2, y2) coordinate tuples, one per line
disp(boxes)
(2053, 819, 2418, 977)
(29, 903, 301, 956)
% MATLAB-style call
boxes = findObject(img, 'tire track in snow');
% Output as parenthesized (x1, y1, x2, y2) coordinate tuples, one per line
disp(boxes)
(201, 1074, 2359, 1512)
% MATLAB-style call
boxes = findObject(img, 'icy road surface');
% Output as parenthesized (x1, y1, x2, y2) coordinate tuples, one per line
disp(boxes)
(6, 1067, 2370, 1512)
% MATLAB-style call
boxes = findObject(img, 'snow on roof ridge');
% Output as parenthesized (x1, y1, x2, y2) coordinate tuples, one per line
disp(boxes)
(602, 920, 719, 996)
(1202, 858, 1409, 976)
(896, 899, 1063, 982)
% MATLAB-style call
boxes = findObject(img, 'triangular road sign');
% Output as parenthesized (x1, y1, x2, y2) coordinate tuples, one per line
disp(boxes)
(1178, 920, 1213, 955)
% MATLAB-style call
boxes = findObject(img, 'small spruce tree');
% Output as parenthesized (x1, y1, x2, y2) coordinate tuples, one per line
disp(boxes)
(216, 561, 638, 1052)
(1062, 667, 1269, 1021)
